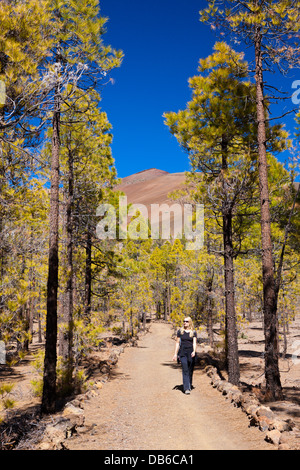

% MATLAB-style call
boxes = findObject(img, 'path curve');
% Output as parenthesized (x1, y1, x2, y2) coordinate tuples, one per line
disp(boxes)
(67, 322, 272, 450)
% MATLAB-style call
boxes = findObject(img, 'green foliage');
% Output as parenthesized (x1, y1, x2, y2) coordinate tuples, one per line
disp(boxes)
(0, 383, 15, 421)
(73, 317, 105, 357)
(31, 349, 88, 398)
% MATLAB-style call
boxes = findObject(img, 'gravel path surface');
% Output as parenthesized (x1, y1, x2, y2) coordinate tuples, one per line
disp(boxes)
(67, 321, 272, 450)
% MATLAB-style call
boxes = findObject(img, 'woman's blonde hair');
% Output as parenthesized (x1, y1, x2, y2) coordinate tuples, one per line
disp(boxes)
(180, 316, 194, 337)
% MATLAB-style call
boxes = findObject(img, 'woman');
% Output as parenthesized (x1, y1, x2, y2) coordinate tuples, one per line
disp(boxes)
(172, 317, 197, 394)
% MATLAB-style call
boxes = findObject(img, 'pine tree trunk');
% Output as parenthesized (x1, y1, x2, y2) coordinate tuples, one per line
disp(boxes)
(38, 294, 42, 343)
(221, 135, 240, 386)
(206, 274, 214, 348)
(42, 84, 61, 414)
(61, 147, 74, 387)
(84, 227, 92, 320)
(164, 270, 170, 321)
(222, 207, 240, 385)
(254, 27, 283, 401)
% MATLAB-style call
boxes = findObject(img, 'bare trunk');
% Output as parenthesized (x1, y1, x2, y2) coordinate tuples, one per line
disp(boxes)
(84, 226, 92, 319)
(206, 277, 214, 348)
(61, 147, 74, 387)
(254, 28, 283, 401)
(222, 208, 240, 385)
(221, 135, 240, 385)
(164, 270, 170, 321)
(42, 84, 61, 414)
(207, 311, 214, 348)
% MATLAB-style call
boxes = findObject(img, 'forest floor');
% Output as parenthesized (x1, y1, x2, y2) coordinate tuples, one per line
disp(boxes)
(0, 318, 299, 450)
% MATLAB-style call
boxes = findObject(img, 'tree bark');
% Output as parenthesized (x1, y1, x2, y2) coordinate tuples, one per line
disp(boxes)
(221, 135, 240, 385)
(254, 27, 283, 401)
(206, 274, 214, 348)
(84, 226, 92, 320)
(42, 82, 61, 414)
(222, 207, 240, 385)
(164, 269, 170, 321)
(61, 146, 74, 387)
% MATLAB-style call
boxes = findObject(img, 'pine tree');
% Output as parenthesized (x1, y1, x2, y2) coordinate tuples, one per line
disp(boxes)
(200, 0, 300, 400)
(57, 89, 118, 389)
(0, 0, 51, 357)
(164, 42, 287, 385)
(165, 43, 252, 384)
(0, 0, 52, 135)
(41, 0, 122, 414)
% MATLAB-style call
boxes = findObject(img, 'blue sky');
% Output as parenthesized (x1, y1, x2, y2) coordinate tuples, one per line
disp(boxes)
(100, 0, 300, 179)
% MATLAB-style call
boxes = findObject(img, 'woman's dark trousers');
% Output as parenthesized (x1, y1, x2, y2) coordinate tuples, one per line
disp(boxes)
(179, 354, 195, 392)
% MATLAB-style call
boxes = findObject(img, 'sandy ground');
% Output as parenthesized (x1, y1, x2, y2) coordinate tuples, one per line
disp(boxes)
(67, 322, 273, 451)
(236, 319, 300, 429)
(2, 319, 299, 450)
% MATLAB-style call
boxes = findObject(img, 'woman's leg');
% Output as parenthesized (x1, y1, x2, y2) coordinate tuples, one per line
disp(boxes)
(180, 355, 190, 392)
(189, 356, 195, 389)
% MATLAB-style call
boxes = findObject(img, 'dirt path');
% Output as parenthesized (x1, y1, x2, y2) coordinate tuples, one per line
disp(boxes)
(67, 322, 272, 451)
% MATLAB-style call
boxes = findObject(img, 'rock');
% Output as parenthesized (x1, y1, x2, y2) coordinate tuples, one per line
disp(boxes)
(279, 430, 300, 450)
(62, 403, 85, 427)
(202, 349, 300, 446)
(45, 425, 66, 446)
(240, 393, 259, 410)
(265, 429, 281, 446)
(205, 365, 218, 377)
(40, 419, 69, 450)
(244, 403, 259, 417)
(221, 382, 234, 395)
(272, 419, 292, 433)
(38, 409, 86, 450)
(227, 388, 243, 405)
(286, 419, 297, 430)
(212, 379, 222, 389)
(108, 352, 119, 365)
(216, 381, 225, 392)
(256, 405, 275, 421)
(254, 405, 276, 431)
(68, 395, 85, 409)
(112, 347, 124, 356)
(258, 419, 270, 432)
(86, 348, 122, 377)
(85, 389, 98, 399)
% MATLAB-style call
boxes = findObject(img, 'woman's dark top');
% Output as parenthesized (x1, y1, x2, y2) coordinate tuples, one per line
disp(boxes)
(177, 329, 197, 355)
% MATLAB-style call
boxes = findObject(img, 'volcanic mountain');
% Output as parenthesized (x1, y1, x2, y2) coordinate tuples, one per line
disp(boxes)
(117, 168, 187, 205)
(116, 168, 188, 238)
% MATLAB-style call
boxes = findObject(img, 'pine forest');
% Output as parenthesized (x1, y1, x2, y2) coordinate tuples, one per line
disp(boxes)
(0, 0, 300, 452)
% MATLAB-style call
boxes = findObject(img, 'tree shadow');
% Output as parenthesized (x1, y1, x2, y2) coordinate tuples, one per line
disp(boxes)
(0, 365, 27, 382)
(238, 350, 263, 359)
(161, 352, 222, 372)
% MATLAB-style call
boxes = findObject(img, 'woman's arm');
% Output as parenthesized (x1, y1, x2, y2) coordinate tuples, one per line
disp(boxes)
(191, 336, 197, 357)
(172, 337, 180, 361)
